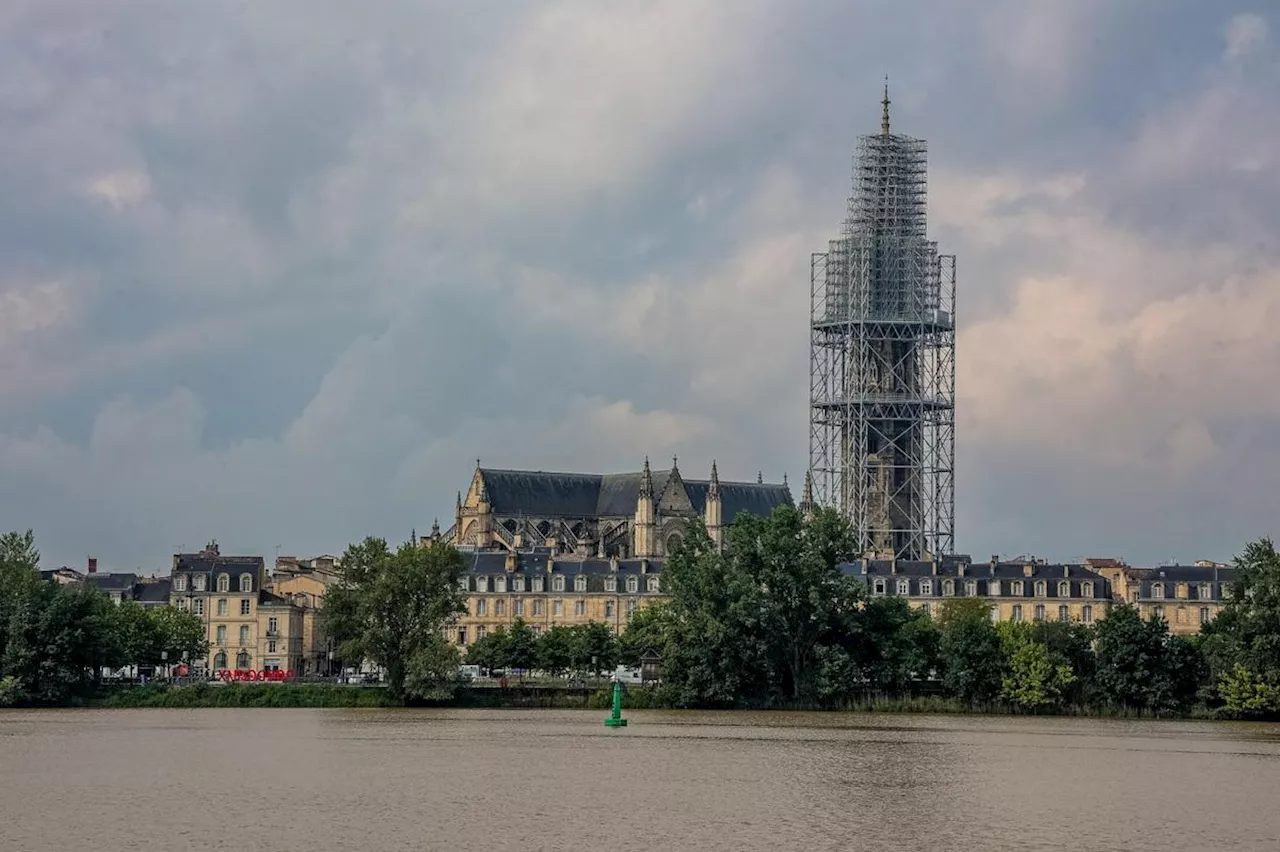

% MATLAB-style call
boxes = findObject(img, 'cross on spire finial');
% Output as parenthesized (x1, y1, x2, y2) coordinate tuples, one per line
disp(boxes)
(881, 75, 891, 136)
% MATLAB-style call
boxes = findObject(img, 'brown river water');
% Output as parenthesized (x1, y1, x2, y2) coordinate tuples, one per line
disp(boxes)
(2, 708, 1279, 851)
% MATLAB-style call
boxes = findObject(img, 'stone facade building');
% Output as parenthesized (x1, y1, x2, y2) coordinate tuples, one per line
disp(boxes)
(843, 556, 1114, 625)
(270, 555, 342, 675)
(171, 541, 306, 674)
(1093, 561, 1235, 635)
(444, 458, 794, 558)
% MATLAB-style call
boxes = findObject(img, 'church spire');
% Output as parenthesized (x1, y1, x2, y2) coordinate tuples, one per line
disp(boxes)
(881, 76, 891, 136)
(431, 518, 440, 538)
(709, 459, 720, 497)
(802, 469, 813, 504)
(640, 455, 653, 497)
(757, 470, 763, 484)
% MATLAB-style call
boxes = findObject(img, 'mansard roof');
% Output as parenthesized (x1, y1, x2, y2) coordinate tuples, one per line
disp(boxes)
(477, 466, 793, 519)
(457, 549, 663, 575)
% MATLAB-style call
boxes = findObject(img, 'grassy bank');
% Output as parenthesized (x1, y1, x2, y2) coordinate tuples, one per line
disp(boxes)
(79, 683, 1231, 718)
(94, 683, 396, 708)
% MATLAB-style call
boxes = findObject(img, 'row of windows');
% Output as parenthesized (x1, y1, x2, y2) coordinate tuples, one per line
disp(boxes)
(467, 574, 660, 594)
(471, 597, 640, 619)
(870, 577, 1097, 599)
(458, 602, 641, 645)
(211, 598, 254, 617)
(1145, 582, 1218, 601)
(1145, 605, 1214, 625)
(1006, 604, 1095, 624)
(173, 573, 254, 593)
(213, 651, 252, 669)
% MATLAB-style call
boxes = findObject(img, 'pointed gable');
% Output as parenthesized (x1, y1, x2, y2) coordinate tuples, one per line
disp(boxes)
(656, 459, 695, 514)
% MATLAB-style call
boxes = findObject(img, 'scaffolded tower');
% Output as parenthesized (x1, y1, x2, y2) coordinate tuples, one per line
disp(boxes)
(808, 85, 955, 560)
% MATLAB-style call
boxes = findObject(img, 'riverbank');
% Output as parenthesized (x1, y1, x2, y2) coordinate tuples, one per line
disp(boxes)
(77, 682, 1248, 718)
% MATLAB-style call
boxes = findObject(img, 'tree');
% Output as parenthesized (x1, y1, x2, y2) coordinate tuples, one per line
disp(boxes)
(576, 622, 619, 676)
(936, 598, 1004, 705)
(726, 506, 862, 700)
(619, 602, 671, 668)
(505, 619, 539, 673)
(466, 628, 508, 674)
(1204, 538, 1280, 701)
(1094, 605, 1203, 714)
(854, 596, 941, 692)
(537, 625, 578, 676)
(321, 537, 467, 701)
(998, 622, 1077, 712)
(150, 605, 208, 667)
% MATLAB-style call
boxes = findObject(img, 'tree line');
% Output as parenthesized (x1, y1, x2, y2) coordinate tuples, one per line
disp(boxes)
(620, 507, 1280, 718)
(0, 531, 208, 706)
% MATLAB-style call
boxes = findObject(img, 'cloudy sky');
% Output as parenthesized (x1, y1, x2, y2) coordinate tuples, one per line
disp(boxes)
(2, 1, 1277, 571)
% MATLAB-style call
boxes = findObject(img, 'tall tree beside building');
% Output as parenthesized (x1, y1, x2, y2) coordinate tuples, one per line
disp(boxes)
(321, 537, 467, 701)
(1201, 538, 1280, 715)
(936, 598, 1005, 705)
(1094, 604, 1203, 714)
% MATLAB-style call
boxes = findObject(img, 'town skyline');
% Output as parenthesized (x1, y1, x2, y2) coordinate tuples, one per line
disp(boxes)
(2, 2, 1278, 569)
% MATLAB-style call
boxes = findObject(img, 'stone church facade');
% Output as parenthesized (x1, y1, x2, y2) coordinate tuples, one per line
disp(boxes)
(443, 458, 796, 558)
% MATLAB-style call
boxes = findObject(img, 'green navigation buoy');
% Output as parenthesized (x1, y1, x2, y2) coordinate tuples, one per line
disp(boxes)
(604, 679, 628, 728)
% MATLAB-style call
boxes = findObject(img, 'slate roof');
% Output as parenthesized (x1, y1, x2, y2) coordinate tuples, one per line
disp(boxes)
(458, 550, 663, 577)
(479, 467, 793, 519)
(839, 560, 1111, 598)
(86, 572, 140, 592)
(134, 578, 172, 604)
(1143, 565, 1236, 583)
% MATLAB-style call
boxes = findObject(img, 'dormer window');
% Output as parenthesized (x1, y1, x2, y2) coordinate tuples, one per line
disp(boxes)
(217, 574, 230, 592)
(965, 581, 977, 597)
(457, 578, 469, 592)
(989, 580, 1001, 597)
(1058, 581, 1070, 597)
(193, 574, 207, 592)
(919, 579, 933, 596)
(532, 577, 544, 593)
(1012, 581, 1024, 596)
(872, 578, 886, 595)
(574, 575, 587, 593)
(647, 576, 660, 593)
(495, 576, 506, 594)
(1081, 582, 1094, 599)
(513, 576, 525, 593)
(1034, 581, 1047, 597)
(1152, 582, 1165, 599)
(476, 576, 488, 593)
(174, 575, 187, 592)
(896, 579, 910, 596)
(239, 573, 253, 593)
(552, 575, 565, 593)
(942, 579, 955, 596)
(605, 577, 617, 593)
(626, 576, 639, 593)
(1198, 583, 1212, 601)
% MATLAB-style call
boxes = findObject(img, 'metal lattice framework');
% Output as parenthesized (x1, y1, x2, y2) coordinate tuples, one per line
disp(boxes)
(808, 100, 955, 560)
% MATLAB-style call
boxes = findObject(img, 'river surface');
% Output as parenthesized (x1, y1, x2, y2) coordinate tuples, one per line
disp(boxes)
(2, 708, 1279, 851)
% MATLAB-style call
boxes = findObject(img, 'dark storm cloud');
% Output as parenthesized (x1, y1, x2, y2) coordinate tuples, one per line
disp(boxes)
(1, 0, 1277, 569)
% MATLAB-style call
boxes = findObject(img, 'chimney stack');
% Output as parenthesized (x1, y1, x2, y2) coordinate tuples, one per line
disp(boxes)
(87, 557, 98, 574)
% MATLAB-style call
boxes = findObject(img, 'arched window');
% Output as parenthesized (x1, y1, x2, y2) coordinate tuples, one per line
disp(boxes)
(665, 532, 683, 553)
(1034, 581, 1047, 597)
(217, 574, 230, 592)
(872, 578, 886, 595)
(495, 576, 506, 594)
(193, 574, 207, 591)
(213, 651, 227, 669)
(1152, 582, 1165, 599)
(605, 577, 617, 593)
(942, 579, 955, 596)
(552, 575, 565, 592)
(647, 576, 660, 593)
(513, 576, 525, 592)
(1012, 581, 1024, 596)
(236, 651, 250, 669)
(919, 580, 933, 596)
(239, 574, 253, 592)
(626, 576, 638, 593)
(1081, 582, 1094, 599)
(896, 578, 910, 596)
(173, 575, 187, 592)
(965, 581, 977, 597)
(1198, 583, 1212, 601)
(574, 575, 587, 593)
(1058, 581, 1070, 597)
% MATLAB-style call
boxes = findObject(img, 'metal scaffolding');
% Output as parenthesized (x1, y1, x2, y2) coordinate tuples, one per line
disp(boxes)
(808, 87, 955, 560)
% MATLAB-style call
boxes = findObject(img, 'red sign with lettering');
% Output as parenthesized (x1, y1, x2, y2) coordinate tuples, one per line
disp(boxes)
(217, 669, 296, 682)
